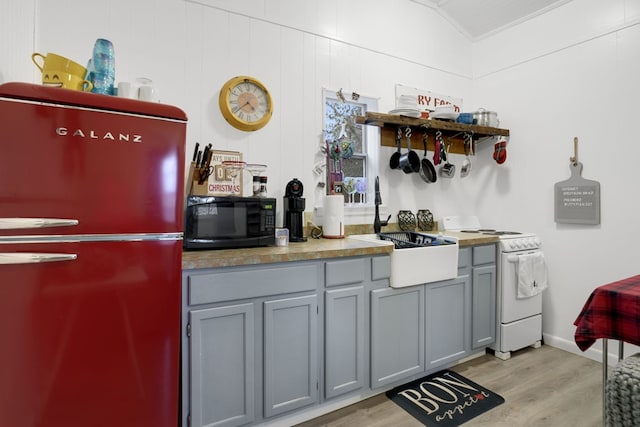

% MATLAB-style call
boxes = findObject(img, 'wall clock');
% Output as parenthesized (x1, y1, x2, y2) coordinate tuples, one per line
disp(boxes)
(218, 76, 273, 131)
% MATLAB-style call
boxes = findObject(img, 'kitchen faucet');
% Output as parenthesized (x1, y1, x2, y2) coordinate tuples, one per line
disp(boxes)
(373, 176, 390, 234)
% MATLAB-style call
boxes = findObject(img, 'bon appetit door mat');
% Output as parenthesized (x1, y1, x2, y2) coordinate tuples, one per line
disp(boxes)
(386, 369, 505, 426)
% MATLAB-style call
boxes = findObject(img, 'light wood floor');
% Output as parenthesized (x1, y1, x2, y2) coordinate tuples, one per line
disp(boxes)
(297, 345, 603, 427)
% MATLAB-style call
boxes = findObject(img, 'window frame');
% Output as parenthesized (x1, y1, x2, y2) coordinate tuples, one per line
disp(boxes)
(321, 88, 380, 211)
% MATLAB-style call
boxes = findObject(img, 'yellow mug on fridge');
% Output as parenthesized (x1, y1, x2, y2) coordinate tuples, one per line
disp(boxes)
(31, 52, 93, 92)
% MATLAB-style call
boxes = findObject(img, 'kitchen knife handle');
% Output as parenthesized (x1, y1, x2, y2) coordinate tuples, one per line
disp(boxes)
(204, 149, 213, 169)
(192, 142, 200, 162)
(200, 146, 210, 168)
(0, 252, 78, 265)
(0, 218, 79, 230)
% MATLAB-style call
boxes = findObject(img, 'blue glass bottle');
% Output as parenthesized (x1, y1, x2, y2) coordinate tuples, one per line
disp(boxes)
(89, 38, 115, 95)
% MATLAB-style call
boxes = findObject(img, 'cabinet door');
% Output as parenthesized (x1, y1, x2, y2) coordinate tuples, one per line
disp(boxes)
(263, 295, 318, 418)
(370, 286, 424, 388)
(189, 304, 255, 427)
(325, 286, 365, 399)
(472, 264, 496, 349)
(426, 276, 470, 369)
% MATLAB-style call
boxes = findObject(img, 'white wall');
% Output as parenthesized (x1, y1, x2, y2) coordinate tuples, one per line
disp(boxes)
(472, 0, 640, 361)
(1, 0, 475, 220)
(0, 1, 36, 82)
(2, 0, 639, 362)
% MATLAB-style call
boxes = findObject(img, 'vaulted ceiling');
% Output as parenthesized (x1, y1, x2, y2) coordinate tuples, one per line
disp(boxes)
(411, 0, 572, 40)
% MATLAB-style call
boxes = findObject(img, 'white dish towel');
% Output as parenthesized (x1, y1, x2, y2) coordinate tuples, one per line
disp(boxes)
(517, 252, 548, 299)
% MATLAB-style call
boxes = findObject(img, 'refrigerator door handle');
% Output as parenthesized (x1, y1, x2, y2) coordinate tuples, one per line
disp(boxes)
(0, 252, 78, 265)
(0, 218, 79, 230)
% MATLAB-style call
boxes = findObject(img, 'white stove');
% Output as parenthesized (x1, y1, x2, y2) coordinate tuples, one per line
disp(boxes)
(443, 215, 544, 360)
(442, 215, 541, 251)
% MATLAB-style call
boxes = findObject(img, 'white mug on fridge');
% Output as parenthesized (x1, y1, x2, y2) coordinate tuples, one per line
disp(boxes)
(116, 77, 159, 102)
(117, 81, 136, 99)
(138, 85, 158, 102)
(136, 77, 158, 102)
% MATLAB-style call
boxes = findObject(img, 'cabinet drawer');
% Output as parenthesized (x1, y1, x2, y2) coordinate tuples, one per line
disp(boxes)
(371, 256, 391, 281)
(326, 258, 366, 287)
(188, 263, 319, 305)
(458, 248, 471, 270)
(473, 244, 496, 266)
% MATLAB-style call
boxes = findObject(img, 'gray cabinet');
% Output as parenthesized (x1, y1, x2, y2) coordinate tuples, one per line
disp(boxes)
(471, 245, 496, 349)
(263, 295, 318, 417)
(189, 303, 255, 427)
(324, 257, 388, 398)
(324, 285, 365, 399)
(182, 261, 322, 427)
(180, 247, 494, 426)
(425, 244, 496, 369)
(370, 286, 425, 388)
(425, 274, 471, 369)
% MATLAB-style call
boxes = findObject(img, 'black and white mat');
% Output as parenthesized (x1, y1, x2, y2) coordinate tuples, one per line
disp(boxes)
(386, 369, 505, 426)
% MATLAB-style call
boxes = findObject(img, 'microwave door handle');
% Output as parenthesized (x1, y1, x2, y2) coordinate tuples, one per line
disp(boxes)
(0, 218, 79, 230)
(0, 253, 78, 265)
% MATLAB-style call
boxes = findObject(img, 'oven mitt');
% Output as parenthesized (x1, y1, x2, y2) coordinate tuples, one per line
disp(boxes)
(433, 138, 441, 165)
(493, 140, 507, 164)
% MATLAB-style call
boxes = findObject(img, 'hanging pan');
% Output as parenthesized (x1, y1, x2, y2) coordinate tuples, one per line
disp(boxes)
(419, 131, 437, 183)
(399, 127, 420, 174)
(389, 127, 402, 170)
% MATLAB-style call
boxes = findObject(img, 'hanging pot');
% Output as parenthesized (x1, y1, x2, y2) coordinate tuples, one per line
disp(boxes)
(418, 132, 437, 183)
(389, 127, 402, 170)
(398, 127, 420, 174)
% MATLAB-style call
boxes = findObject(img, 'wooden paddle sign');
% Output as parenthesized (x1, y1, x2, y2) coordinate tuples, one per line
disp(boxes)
(554, 138, 600, 225)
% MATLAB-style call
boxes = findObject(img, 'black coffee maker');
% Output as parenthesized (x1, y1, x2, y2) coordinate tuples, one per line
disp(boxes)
(283, 178, 307, 242)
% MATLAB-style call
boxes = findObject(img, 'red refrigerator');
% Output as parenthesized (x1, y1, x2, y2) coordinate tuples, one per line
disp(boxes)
(0, 83, 186, 427)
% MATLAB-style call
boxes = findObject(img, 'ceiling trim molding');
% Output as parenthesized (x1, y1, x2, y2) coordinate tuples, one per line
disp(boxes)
(410, 0, 574, 42)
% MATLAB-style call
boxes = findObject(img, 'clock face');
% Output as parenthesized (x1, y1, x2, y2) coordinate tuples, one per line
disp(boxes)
(219, 76, 273, 131)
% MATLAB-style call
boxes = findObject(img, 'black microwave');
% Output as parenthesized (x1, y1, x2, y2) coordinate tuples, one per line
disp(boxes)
(184, 196, 276, 250)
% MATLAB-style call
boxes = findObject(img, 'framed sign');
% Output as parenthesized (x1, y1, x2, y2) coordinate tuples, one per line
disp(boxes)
(395, 83, 463, 114)
(207, 150, 243, 196)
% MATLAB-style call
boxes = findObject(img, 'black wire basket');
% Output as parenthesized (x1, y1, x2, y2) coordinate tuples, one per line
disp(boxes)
(378, 231, 435, 249)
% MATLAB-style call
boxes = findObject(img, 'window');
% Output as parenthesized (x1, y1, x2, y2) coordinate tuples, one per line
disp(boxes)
(322, 89, 379, 205)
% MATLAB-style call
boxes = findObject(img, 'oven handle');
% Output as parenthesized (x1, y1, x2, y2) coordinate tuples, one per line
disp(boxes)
(507, 251, 541, 263)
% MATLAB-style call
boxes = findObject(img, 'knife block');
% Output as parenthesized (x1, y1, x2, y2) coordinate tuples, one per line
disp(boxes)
(190, 179, 209, 196)
(186, 162, 209, 196)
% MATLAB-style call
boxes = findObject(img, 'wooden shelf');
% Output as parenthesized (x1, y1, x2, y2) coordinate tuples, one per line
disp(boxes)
(356, 112, 510, 155)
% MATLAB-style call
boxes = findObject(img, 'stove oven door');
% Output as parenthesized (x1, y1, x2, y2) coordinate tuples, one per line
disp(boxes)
(499, 249, 543, 323)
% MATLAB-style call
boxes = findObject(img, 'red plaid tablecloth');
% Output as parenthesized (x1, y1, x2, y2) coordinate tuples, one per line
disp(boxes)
(574, 275, 640, 351)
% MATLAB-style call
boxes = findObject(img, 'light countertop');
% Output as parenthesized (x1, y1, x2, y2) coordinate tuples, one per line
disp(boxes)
(182, 229, 498, 270)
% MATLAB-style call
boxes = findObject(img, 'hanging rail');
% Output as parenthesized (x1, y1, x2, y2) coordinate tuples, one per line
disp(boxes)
(356, 112, 509, 155)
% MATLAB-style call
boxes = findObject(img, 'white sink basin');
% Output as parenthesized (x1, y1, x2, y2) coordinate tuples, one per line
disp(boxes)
(348, 232, 459, 288)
